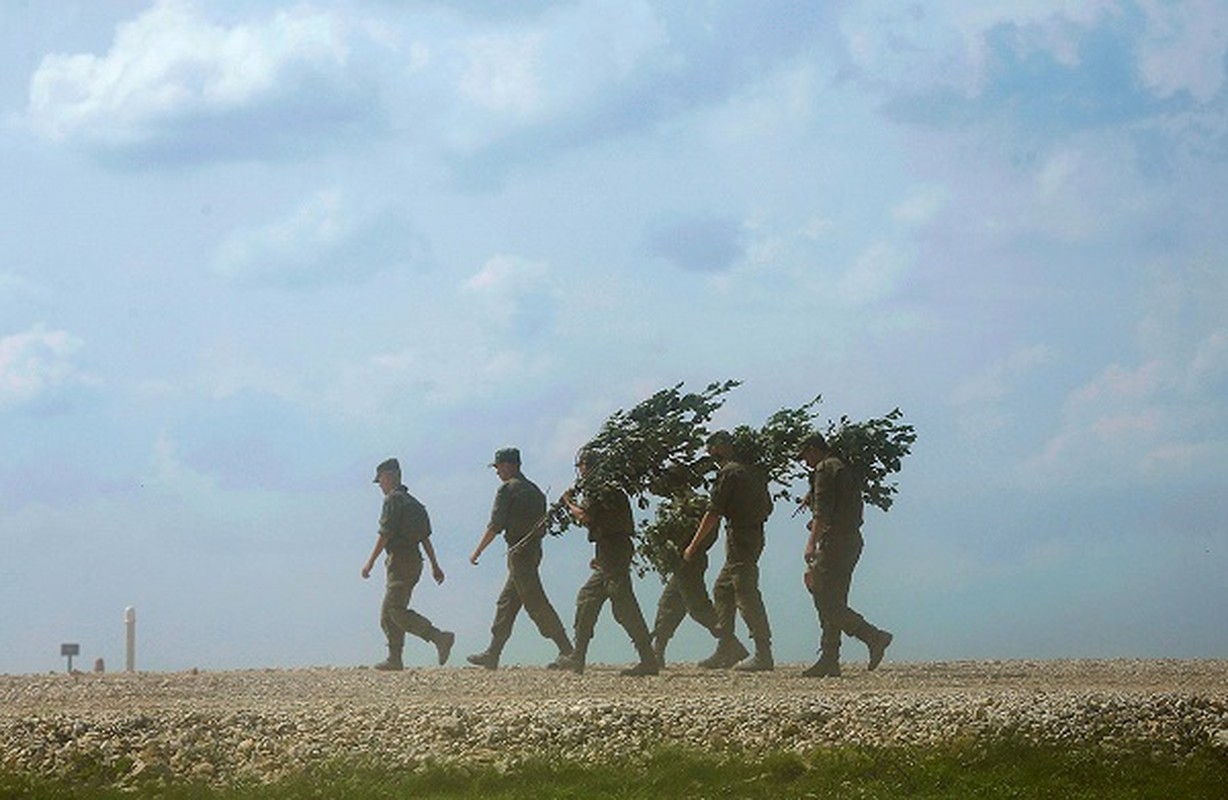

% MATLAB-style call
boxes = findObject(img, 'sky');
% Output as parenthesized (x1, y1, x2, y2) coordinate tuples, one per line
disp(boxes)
(2, 1, 1226, 675)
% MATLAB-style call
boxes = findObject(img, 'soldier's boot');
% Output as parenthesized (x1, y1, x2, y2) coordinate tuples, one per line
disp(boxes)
(853, 623, 893, 671)
(698, 636, 750, 669)
(801, 653, 841, 678)
(734, 640, 774, 672)
(373, 645, 404, 672)
(546, 632, 576, 670)
(432, 630, 456, 666)
(650, 634, 668, 669)
(466, 644, 501, 670)
(621, 636, 660, 677)
(555, 641, 588, 674)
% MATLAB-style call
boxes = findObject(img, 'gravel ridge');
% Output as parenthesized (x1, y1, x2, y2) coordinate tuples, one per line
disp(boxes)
(3, 659, 1226, 787)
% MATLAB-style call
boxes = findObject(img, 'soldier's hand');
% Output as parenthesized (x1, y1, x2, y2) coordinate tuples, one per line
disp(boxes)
(469, 550, 481, 566)
(361, 564, 372, 579)
(433, 565, 446, 584)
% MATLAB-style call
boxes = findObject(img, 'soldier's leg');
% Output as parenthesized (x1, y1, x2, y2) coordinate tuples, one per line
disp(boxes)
(570, 569, 608, 669)
(652, 576, 687, 642)
(466, 560, 521, 670)
(379, 580, 410, 661)
(676, 555, 720, 635)
(710, 561, 737, 639)
(510, 549, 573, 656)
(730, 559, 773, 671)
(605, 570, 658, 675)
(698, 561, 749, 668)
(811, 540, 858, 665)
(834, 537, 892, 669)
(385, 557, 441, 642)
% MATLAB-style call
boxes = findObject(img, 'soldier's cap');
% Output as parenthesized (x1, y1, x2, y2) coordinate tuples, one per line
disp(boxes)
(490, 447, 521, 467)
(798, 432, 828, 454)
(706, 430, 734, 448)
(373, 457, 400, 482)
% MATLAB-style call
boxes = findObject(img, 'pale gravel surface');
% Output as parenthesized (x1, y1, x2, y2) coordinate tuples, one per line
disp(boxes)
(3, 659, 1227, 787)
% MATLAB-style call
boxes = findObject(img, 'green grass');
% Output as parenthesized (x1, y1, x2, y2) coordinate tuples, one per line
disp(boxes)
(3, 741, 1226, 799)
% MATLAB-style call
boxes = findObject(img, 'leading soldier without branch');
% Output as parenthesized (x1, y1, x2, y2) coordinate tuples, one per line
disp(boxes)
(361, 458, 455, 671)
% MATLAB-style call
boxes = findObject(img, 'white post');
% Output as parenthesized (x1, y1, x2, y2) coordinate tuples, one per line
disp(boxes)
(124, 606, 136, 672)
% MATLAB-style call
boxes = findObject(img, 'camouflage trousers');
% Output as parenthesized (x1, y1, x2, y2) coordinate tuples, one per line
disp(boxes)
(488, 542, 569, 653)
(713, 528, 772, 645)
(652, 552, 720, 642)
(381, 552, 442, 650)
(573, 562, 652, 652)
(809, 532, 876, 656)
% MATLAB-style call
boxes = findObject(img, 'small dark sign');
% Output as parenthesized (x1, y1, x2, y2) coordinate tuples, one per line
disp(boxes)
(60, 643, 81, 672)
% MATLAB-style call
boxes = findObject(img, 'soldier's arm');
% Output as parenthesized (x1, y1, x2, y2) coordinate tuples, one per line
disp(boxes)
(469, 525, 498, 566)
(422, 537, 445, 583)
(362, 534, 388, 579)
(682, 511, 720, 561)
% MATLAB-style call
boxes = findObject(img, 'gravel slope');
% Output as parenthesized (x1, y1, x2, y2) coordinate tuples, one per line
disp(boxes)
(3, 659, 1227, 787)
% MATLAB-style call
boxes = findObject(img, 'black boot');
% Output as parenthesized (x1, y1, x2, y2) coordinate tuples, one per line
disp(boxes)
(801, 655, 841, 678)
(651, 634, 667, 669)
(546, 632, 575, 669)
(622, 637, 659, 676)
(373, 645, 404, 672)
(853, 623, 893, 671)
(555, 641, 587, 674)
(466, 647, 500, 670)
(433, 630, 456, 666)
(734, 640, 774, 672)
(698, 637, 749, 669)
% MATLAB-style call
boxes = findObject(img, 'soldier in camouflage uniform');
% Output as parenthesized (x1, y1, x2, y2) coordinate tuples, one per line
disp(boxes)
(361, 458, 455, 671)
(798, 433, 893, 677)
(467, 448, 573, 670)
(556, 450, 658, 676)
(683, 431, 774, 671)
(649, 510, 741, 669)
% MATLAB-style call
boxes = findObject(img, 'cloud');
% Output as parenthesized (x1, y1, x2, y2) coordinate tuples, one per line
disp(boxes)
(458, 30, 545, 115)
(1136, 0, 1228, 103)
(212, 191, 421, 288)
(838, 241, 913, 305)
(25, 0, 381, 164)
(0, 324, 96, 412)
(950, 345, 1051, 443)
(444, 1, 829, 181)
(646, 215, 744, 273)
(1025, 261, 1228, 487)
(841, 1, 1222, 144)
(463, 253, 555, 334)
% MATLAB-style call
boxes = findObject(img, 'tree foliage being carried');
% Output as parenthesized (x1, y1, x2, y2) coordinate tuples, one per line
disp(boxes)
(546, 381, 915, 577)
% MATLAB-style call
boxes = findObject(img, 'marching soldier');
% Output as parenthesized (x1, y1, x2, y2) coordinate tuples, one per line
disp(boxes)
(466, 448, 574, 670)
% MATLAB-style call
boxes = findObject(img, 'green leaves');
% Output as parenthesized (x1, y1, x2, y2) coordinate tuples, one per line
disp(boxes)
(825, 408, 917, 512)
(549, 382, 915, 577)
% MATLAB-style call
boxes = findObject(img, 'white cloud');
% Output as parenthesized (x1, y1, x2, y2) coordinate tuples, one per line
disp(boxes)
(458, 31, 544, 114)
(838, 241, 911, 305)
(839, 1, 1119, 98)
(213, 191, 419, 287)
(1137, 0, 1228, 103)
(892, 184, 950, 226)
(952, 345, 1050, 438)
(0, 324, 95, 411)
(463, 253, 554, 333)
(25, 0, 366, 159)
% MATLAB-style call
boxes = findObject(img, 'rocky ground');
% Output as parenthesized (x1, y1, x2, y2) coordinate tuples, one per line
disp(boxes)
(3, 659, 1227, 788)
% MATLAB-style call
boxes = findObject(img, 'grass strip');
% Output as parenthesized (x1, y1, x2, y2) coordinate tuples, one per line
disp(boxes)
(2, 739, 1226, 799)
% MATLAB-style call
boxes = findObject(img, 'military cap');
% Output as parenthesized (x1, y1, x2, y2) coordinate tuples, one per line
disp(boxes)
(373, 457, 400, 482)
(490, 447, 521, 466)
